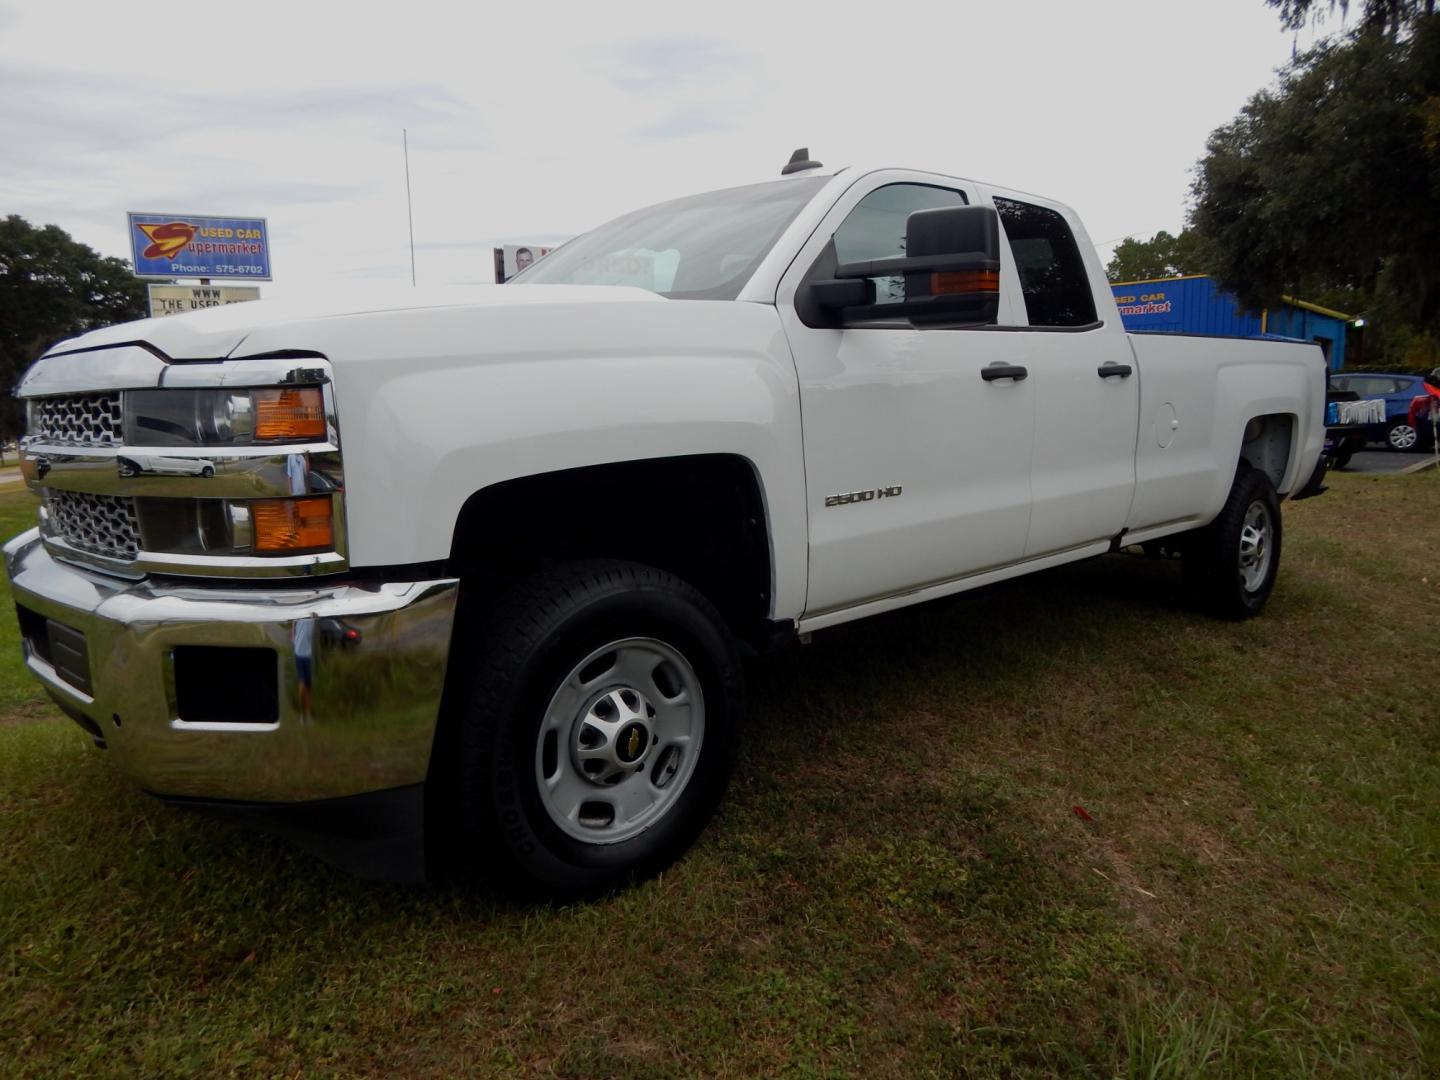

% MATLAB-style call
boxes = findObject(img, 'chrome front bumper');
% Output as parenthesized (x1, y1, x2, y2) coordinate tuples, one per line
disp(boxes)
(4, 528, 459, 803)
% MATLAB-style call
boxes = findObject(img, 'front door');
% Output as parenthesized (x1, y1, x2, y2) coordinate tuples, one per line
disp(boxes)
(776, 175, 1037, 619)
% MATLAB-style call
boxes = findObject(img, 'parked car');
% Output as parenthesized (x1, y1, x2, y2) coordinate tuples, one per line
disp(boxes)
(1323, 386, 1369, 470)
(116, 455, 216, 478)
(1327, 372, 1437, 451)
(1406, 373, 1440, 447)
(5, 155, 1329, 896)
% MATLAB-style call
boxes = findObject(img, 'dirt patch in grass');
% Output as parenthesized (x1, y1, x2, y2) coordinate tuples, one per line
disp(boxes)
(0, 700, 60, 728)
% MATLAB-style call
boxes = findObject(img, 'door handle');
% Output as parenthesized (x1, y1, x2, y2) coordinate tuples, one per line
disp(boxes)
(1097, 363, 1133, 379)
(981, 364, 1028, 382)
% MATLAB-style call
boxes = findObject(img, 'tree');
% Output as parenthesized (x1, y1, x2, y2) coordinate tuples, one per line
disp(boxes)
(1267, 0, 1434, 37)
(0, 215, 147, 440)
(1190, 15, 1440, 340)
(1105, 229, 1206, 283)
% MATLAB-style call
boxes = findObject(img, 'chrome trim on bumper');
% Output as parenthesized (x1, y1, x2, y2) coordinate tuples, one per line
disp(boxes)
(20, 442, 344, 500)
(4, 528, 459, 802)
(36, 532, 350, 580)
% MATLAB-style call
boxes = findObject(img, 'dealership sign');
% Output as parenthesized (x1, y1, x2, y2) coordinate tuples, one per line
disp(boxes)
(147, 284, 261, 318)
(127, 213, 271, 280)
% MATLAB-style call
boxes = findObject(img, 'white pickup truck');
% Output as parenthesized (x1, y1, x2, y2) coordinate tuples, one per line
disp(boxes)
(6, 152, 1328, 895)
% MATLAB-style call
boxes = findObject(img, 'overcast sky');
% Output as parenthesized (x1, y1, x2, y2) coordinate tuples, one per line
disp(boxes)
(1, 0, 1327, 296)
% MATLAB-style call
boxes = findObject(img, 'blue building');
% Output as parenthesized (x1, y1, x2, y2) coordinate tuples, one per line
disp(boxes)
(1110, 275, 1352, 370)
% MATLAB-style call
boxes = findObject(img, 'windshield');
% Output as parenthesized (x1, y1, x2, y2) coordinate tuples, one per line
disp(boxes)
(510, 177, 829, 300)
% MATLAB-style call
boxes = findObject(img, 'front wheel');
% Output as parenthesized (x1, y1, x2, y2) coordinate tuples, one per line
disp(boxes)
(1183, 467, 1282, 619)
(439, 560, 742, 899)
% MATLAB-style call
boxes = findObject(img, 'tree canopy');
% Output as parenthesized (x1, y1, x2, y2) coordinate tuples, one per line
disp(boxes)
(1190, 13, 1440, 347)
(1105, 230, 1205, 283)
(1267, 0, 1434, 36)
(0, 215, 147, 438)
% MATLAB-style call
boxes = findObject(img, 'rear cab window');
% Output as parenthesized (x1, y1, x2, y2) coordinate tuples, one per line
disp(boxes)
(993, 197, 1096, 327)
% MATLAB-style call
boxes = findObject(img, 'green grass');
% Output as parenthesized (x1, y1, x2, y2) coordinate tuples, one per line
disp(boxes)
(0, 487, 46, 714)
(1, 472, 1437, 1078)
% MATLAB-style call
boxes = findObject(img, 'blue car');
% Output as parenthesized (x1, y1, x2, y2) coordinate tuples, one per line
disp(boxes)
(1327, 372, 1437, 452)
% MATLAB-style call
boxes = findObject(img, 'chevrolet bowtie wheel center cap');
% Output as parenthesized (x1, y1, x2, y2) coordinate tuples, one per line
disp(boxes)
(574, 687, 657, 785)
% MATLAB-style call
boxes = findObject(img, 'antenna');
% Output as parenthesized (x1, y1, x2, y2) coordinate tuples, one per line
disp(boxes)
(781, 147, 822, 176)
(403, 129, 417, 286)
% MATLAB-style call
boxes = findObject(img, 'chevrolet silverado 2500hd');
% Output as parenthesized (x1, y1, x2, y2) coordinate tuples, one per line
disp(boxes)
(5, 156, 1329, 895)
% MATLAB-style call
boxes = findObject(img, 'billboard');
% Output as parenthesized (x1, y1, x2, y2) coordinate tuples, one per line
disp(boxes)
(147, 284, 261, 318)
(493, 243, 555, 283)
(127, 212, 271, 280)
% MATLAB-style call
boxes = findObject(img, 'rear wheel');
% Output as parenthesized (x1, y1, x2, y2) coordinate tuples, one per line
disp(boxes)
(437, 560, 742, 899)
(1387, 421, 1420, 452)
(1183, 466, 1282, 620)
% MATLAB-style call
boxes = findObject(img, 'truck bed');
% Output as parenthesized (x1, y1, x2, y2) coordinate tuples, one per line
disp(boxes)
(1122, 333, 1327, 544)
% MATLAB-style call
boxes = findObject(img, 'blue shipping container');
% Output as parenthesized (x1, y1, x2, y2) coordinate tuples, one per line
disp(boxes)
(1109, 275, 1349, 369)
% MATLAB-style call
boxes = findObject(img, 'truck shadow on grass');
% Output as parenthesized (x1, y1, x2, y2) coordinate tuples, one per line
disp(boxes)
(16, 549, 1202, 898)
(11, 548, 1200, 906)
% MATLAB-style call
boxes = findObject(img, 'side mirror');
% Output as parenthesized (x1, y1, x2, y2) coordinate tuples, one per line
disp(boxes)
(805, 205, 1002, 328)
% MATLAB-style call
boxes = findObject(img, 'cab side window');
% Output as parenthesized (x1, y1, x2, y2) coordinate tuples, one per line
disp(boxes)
(833, 183, 967, 305)
(993, 197, 1096, 327)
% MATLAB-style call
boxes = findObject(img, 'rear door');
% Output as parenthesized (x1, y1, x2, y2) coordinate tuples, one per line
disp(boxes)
(988, 196, 1140, 557)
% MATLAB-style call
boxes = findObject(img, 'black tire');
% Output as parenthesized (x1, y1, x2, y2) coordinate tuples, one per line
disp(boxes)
(200, 466, 214, 478)
(1329, 447, 1353, 470)
(1183, 466, 1282, 620)
(435, 559, 742, 899)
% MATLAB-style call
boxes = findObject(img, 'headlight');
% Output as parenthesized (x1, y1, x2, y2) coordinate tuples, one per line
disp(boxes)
(123, 387, 329, 447)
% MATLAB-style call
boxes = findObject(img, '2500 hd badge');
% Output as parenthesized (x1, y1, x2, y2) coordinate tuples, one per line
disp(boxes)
(825, 485, 903, 507)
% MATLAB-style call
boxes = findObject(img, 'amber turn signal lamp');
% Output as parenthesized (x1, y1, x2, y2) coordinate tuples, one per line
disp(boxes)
(252, 496, 334, 552)
(254, 388, 326, 440)
(930, 269, 1000, 295)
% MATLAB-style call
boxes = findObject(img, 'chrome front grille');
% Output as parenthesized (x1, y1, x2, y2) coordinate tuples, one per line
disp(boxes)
(31, 393, 123, 447)
(18, 349, 348, 578)
(44, 491, 141, 560)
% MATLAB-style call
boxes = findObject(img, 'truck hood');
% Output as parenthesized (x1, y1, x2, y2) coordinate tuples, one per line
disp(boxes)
(43, 284, 664, 361)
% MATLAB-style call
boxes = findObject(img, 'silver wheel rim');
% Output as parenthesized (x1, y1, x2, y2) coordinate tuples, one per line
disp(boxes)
(534, 637, 704, 845)
(1237, 500, 1273, 593)
(1390, 424, 1418, 450)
